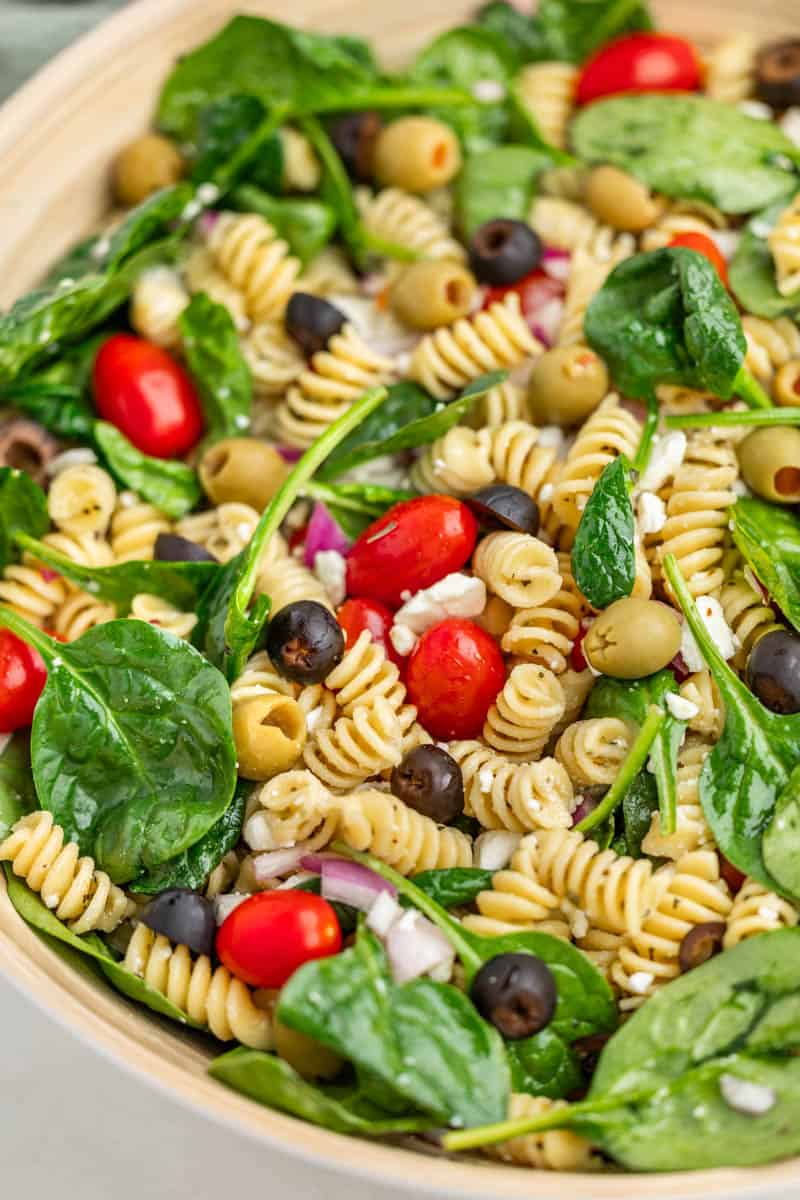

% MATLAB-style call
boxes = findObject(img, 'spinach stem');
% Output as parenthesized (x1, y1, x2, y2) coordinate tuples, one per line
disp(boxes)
(631, 395, 659, 475)
(663, 555, 740, 690)
(213, 105, 289, 194)
(442, 1091, 632, 1152)
(360, 230, 423, 262)
(333, 86, 473, 111)
(665, 406, 800, 429)
(576, 706, 665, 834)
(0, 607, 56, 664)
(733, 366, 774, 410)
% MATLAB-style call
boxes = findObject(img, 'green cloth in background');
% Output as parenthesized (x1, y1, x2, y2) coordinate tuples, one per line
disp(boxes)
(0, 1, 128, 102)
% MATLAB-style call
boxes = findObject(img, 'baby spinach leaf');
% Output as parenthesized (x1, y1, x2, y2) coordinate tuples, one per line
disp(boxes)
(571, 94, 800, 214)
(209, 1048, 433, 1134)
(0, 735, 36, 839)
(474, 2, 549, 66)
(729, 204, 800, 319)
(192, 95, 284, 191)
(44, 235, 104, 287)
(507, 1027, 583, 1100)
(406, 867, 495, 910)
(455, 146, 550, 240)
(0, 468, 48, 570)
(179, 295, 253, 445)
(664, 554, 800, 898)
(299, 116, 368, 265)
(104, 185, 196, 272)
(232, 184, 338, 266)
(93, 421, 201, 519)
(130, 780, 249, 895)
(617, 771, 660, 858)
(762, 765, 800, 899)
(0, 381, 95, 440)
(278, 925, 510, 1127)
(0, 612, 237, 885)
(731, 497, 800, 634)
(535, 0, 653, 63)
(571, 456, 635, 608)
(303, 480, 415, 540)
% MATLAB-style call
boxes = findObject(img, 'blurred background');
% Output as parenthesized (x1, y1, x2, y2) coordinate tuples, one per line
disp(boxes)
(0, 0, 126, 101)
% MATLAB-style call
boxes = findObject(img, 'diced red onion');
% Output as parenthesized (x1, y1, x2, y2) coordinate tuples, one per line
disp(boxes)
(251, 845, 309, 882)
(530, 297, 565, 348)
(276, 445, 304, 463)
(572, 792, 600, 827)
(386, 910, 455, 984)
(276, 871, 319, 890)
(197, 210, 220, 238)
(320, 858, 397, 911)
(541, 247, 571, 282)
(303, 502, 351, 567)
(365, 890, 403, 936)
(669, 651, 691, 684)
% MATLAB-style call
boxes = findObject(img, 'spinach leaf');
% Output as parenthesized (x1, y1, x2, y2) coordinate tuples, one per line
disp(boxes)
(299, 116, 367, 264)
(318, 374, 504, 482)
(303, 480, 415, 540)
(407, 867, 495, 909)
(232, 184, 337, 266)
(585, 247, 768, 408)
(179, 295, 253, 445)
(0, 612, 237, 885)
(0, 381, 95, 440)
(209, 1048, 432, 1134)
(278, 925, 510, 1127)
(535, 0, 653, 64)
(446, 930, 800, 1170)
(93, 421, 201, 519)
(729, 205, 800, 319)
(0, 468, 48, 570)
(43, 235, 104, 286)
(0, 735, 36, 839)
(130, 781, 249, 895)
(616, 771, 660, 858)
(104, 186, 196, 272)
(455, 146, 549, 240)
(507, 1027, 583, 1100)
(571, 456, 635, 608)
(731, 497, 800, 634)
(192, 95, 283, 192)
(664, 554, 800, 898)
(474, 2, 548, 66)
(571, 94, 800, 214)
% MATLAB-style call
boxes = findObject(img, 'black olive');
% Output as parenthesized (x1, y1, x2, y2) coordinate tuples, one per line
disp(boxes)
(154, 532, 218, 563)
(266, 600, 345, 684)
(470, 952, 557, 1039)
(466, 484, 540, 535)
(746, 628, 800, 715)
(756, 40, 800, 109)
(678, 921, 726, 974)
(329, 111, 382, 181)
(391, 745, 464, 824)
(140, 888, 216, 958)
(468, 219, 543, 287)
(285, 292, 347, 357)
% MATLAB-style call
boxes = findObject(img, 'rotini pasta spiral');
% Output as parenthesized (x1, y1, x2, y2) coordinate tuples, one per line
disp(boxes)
(552, 394, 641, 542)
(297, 246, 360, 297)
(501, 553, 586, 673)
(52, 590, 116, 641)
(130, 265, 189, 349)
(244, 769, 337, 852)
(41, 529, 114, 570)
(130, 593, 198, 640)
(482, 1095, 600, 1170)
(528, 196, 634, 261)
(723, 877, 798, 948)
(0, 811, 133, 934)
(47, 464, 117, 537)
(555, 717, 636, 787)
(323, 630, 409, 718)
(720, 568, 782, 665)
(703, 32, 757, 103)
(467, 380, 530, 428)
(303, 698, 403, 790)
(551, 668, 595, 741)
(231, 651, 297, 703)
(642, 738, 715, 860)
(515, 62, 578, 150)
(242, 320, 305, 400)
(256, 538, 333, 614)
(743, 315, 800, 383)
(204, 850, 241, 900)
(576, 927, 623, 982)
(124, 924, 272, 1048)
(357, 187, 465, 262)
(450, 740, 575, 833)
(278, 126, 321, 192)
(335, 787, 472, 874)
(410, 426, 494, 497)
(206, 212, 301, 322)
(184, 245, 249, 331)
(111, 492, 172, 562)
(640, 205, 728, 253)
(483, 664, 566, 759)
(0, 559, 66, 626)
(768, 194, 800, 298)
(486, 420, 560, 503)
(473, 531, 561, 609)
(176, 502, 258, 564)
(678, 670, 725, 739)
(558, 242, 633, 347)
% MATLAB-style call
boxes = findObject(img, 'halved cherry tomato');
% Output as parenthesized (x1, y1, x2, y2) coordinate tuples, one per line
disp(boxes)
(216, 891, 342, 989)
(337, 596, 405, 670)
(668, 232, 729, 289)
(406, 617, 505, 740)
(93, 334, 204, 459)
(0, 630, 47, 732)
(577, 33, 701, 105)
(484, 268, 564, 334)
(346, 496, 478, 609)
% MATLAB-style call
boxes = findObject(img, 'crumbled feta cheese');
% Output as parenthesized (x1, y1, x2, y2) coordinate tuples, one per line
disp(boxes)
(637, 491, 667, 535)
(680, 597, 739, 672)
(738, 99, 772, 120)
(243, 810, 277, 851)
(638, 431, 687, 492)
(327, 295, 419, 357)
(665, 692, 699, 721)
(472, 78, 506, 102)
(313, 550, 347, 607)
(627, 971, 654, 995)
(305, 706, 325, 735)
(478, 765, 495, 794)
(732, 478, 751, 498)
(780, 107, 800, 147)
(393, 573, 486, 635)
(196, 182, 220, 206)
(710, 229, 741, 261)
(751, 216, 776, 240)
(568, 908, 589, 940)
(719, 1074, 777, 1116)
(213, 893, 248, 925)
(389, 623, 418, 657)
(474, 831, 522, 871)
(366, 890, 402, 937)
(537, 426, 565, 450)
(46, 447, 99, 477)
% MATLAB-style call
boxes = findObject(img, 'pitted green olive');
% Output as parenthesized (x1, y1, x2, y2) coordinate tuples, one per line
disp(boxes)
(274, 1017, 344, 1080)
(584, 598, 682, 679)
(112, 134, 185, 207)
(390, 260, 477, 330)
(737, 427, 800, 505)
(199, 438, 289, 511)
(586, 165, 666, 233)
(373, 116, 462, 193)
(233, 695, 306, 780)
(527, 344, 609, 427)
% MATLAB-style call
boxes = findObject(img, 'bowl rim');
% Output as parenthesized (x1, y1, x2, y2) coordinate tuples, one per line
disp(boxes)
(0, 1, 798, 1195)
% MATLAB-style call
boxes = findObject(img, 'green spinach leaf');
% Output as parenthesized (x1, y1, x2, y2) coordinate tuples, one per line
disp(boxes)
(93, 421, 201, 519)
(455, 146, 549, 240)
(0, 612, 237, 885)
(0, 334, 106, 439)
(298, 116, 367, 264)
(303, 480, 415, 540)
(507, 1027, 583, 1100)
(0, 468, 48, 570)
(407, 868, 495, 910)
(179, 295, 253, 445)
(536, 0, 653, 64)
(729, 205, 800, 319)
(0, 735, 36, 839)
(474, 2, 548, 66)
(731, 497, 800, 634)
(571, 456, 635, 608)
(192, 95, 283, 191)
(571, 94, 800, 214)
(232, 184, 337, 266)
(616, 771, 660, 858)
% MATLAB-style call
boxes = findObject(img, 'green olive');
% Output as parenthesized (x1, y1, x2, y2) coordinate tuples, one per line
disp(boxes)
(737, 427, 800, 505)
(199, 438, 290, 511)
(773, 361, 800, 407)
(586, 165, 665, 234)
(233, 695, 306, 780)
(274, 1017, 344, 1080)
(373, 116, 462, 193)
(584, 598, 682, 679)
(112, 133, 185, 207)
(527, 344, 609, 427)
(390, 260, 477, 330)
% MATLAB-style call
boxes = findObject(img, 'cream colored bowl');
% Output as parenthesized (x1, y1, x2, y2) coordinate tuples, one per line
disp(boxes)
(0, 2, 796, 1195)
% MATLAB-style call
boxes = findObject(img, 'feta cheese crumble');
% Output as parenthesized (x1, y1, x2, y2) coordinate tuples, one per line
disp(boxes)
(474, 831, 522, 871)
(637, 491, 667, 535)
(393, 572, 486, 635)
(665, 692, 700, 721)
(313, 549, 347, 607)
(389, 623, 418, 657)
(680, 596, 739, 672)
(638, 431, 687, 492)
(627, 971, 655, 995)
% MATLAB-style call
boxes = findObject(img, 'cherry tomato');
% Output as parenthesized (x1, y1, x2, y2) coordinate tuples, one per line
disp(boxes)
(719, 854, 747, 895)
(216, 891, 342, 989)
(406, 618, 505, 740)
(570, 628, 589, 673)
(337, 597, 405, 670)
(93, 334, 205, 459)
(577, 33, 701, 105)
(346, 496, 478, 609)
(668, 232, 729, 289)
(0, 630, 47, 733)
(484, 268, 564, 334)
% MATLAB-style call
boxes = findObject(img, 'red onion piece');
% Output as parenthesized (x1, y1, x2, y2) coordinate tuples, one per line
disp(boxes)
(197, 210, 220, 238)
(386, 910, 454, 984)
(321, 858, 397, 911)
(541, 247, 571, 282)
(303, 502, 351, 567)
(530, 297, 565, 348)
(299, 852, 344, 873)
(572, 792, 601, 827)
(252, 846, 309, 882)
(276, 445, 304, 463)
(670, 650, 691, 683)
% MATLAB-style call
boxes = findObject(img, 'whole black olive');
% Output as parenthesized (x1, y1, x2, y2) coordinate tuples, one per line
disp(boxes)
(266, 600, 345, 684)
(468, 219, 543, 287)
(140, 888, 216, 958)
(285, 292, 347, 357)
(329, 111, 383, 181)
(391, 745, 464, 824)
(678, 921, 726, 974)
(466, 484, 540, 535)
(756, 39, 800, 109)
(746, 628, 800, 715)
(470, 952, 557, 1039)
(154, 532, 218, 563)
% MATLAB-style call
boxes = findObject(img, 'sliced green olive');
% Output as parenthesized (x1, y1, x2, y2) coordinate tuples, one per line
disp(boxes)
(737, 427, 800, 505)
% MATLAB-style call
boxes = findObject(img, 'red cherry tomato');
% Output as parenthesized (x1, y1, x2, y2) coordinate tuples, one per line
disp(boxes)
(0, 630, 47, 733)
(719, 854, 747, 895)
(93, 334, 204, 459)
(570, 628, 589, 673)
(484, 268, 564, 333)
(337, 597, 405, 670)
(668, 232, 729, 289)
(216, 891, 342, 989)
(346, 496, 478, 609)
(577, 33, 701, 105)
(406, 618, 505, 740)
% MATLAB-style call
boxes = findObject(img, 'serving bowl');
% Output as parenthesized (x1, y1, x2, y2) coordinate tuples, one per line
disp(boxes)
(0, 1, 797, 1196)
